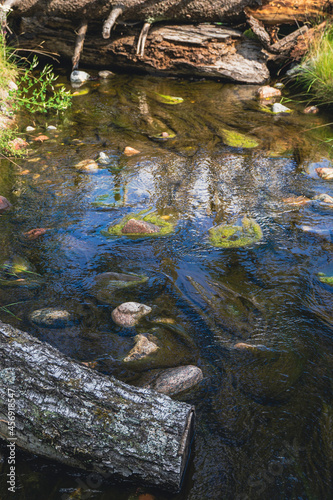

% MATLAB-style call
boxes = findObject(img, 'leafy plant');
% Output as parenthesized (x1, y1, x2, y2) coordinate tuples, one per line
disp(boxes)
(10, 55, 72, 113)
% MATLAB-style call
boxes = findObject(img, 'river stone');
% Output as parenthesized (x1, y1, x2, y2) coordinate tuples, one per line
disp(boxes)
(272, 102, 292, 114)
(124, 146, 140, 156)
(145, 365, 203, 396)
(29, 308, 74, 328)
(121, 219, 161, 235)
(257, 86, 281, 99)
(99, 70, 114, 79)
(313, 193, 333, 204)
(0, 196, 11, 211)
(111, 302, 152, 327)
(316, 167, 333, 180)
(74, 159, 99, 172)
(123, 334, 159, 362)
(90, 271, 148, 304)
(70, 70, 90, 84)
(282, 196, 311, 206)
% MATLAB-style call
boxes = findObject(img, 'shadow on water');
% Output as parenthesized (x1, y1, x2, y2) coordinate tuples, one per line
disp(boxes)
(1, 72, 333, 499)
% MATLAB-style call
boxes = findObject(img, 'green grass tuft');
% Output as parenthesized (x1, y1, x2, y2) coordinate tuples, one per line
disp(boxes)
(296, 25, 333, 106)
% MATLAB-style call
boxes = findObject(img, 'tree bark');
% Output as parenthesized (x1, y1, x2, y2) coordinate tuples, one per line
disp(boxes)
(247, 0, 333, 25)
(0, 321, 194, 492)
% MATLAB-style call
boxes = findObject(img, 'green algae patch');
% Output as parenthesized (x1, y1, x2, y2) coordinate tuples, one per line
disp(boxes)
(221, 128, 259, 148)
(105, 209, 175, 238)
(318, 272, 333, 285)
(209, 217, 263, 248)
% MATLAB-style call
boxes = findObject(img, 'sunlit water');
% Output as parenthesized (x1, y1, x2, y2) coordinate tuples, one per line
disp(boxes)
(0, 72, 333, 499)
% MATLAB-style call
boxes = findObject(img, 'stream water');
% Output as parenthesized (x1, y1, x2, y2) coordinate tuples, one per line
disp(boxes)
(0, 71, 333, 500)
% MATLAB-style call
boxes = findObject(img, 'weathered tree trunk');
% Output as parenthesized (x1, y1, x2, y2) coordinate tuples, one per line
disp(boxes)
(18, 17, 270, 83)
(0, 321, 194, 492)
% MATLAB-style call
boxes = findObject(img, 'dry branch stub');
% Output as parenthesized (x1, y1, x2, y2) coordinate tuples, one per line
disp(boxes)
(0, 321, 195, 492)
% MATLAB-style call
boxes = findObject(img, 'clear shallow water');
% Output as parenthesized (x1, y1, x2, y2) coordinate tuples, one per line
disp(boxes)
(0, 73, 333, 499)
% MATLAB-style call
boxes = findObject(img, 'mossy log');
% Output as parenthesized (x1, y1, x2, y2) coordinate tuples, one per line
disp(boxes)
(0, 321, 194, 492)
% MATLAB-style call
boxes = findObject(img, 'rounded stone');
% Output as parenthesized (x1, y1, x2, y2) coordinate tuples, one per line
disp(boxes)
(147, 365, 203, 396)
(111, 302, 152, 327)
(74, 159, 99, 172)
(29, 308, 74, 328)
(0, 195, 11, 211)
(121, 219, 160, 235)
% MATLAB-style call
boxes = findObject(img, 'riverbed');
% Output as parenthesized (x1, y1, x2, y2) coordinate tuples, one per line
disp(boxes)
(0, 71, 333, 500)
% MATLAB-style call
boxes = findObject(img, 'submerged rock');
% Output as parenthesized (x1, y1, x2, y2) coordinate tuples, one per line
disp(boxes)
(98, 70, 114, 79)
(0, 196, 11, 211)
(111, 302, 152, 327)
(144, 365, 203, 396)
(123, 334, 159, 362)
(123, 146, 140, 156)
(90, 271, 148, 304)
(122, 323, 197, 372)
(208, 217, 262, 248)
(23, 228, 48, 240)
(316, 167, 333, 180)
(122, 219, 161, 235)
(282, 196, 311, 206)
(313, 193, 333, 205)
(221, 128, 259, 148)
(257, 86, 281, 99)
(106, 210, 175, 237)
(29, 308, 74, 328)
(231, 344, 305, 400)
(70, 70, 90, 84)
(97, 152, 112, 165)
(74, 159, 99, 172)
(304, 105, 319, 114)
(271, 102, 292, 114)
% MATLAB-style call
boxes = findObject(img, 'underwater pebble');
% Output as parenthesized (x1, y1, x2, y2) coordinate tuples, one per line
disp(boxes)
(70, 70, 90, 84)
(97, 152, 112, 165)
(29, 308, 74, 328)
(46, 125, 57, 131)
(23, 228, 48, 240)
(145, 365, 203, 396)
(282, 196, 311, 206)
(272, 103, 292, 114)
(111, 302, 152, 327)
(313, 193, 333, 204)
(304, 105, 319, 114)
(257, 86, 281, 99)
(316, 167, 333, 180)
(74, 159, 99, 172)
(122, 219, 160, 235)
(26, 126, 36, 132)
(123, 146, 140, 156)
(98, 70, 114, 79)
(0, 195, 11, 211)
(33, 135, 49, 142)
(123, 334, 159, 362)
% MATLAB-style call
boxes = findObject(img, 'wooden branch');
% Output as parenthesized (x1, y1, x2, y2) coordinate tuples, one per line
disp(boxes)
(102, 5, 125, 39)
(0, 321, 194, 492)
(72, 19, 88, 69)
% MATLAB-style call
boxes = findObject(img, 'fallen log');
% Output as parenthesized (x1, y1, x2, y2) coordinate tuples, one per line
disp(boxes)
(18, 18, 270, 83)
(0, 321, 195, 492)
